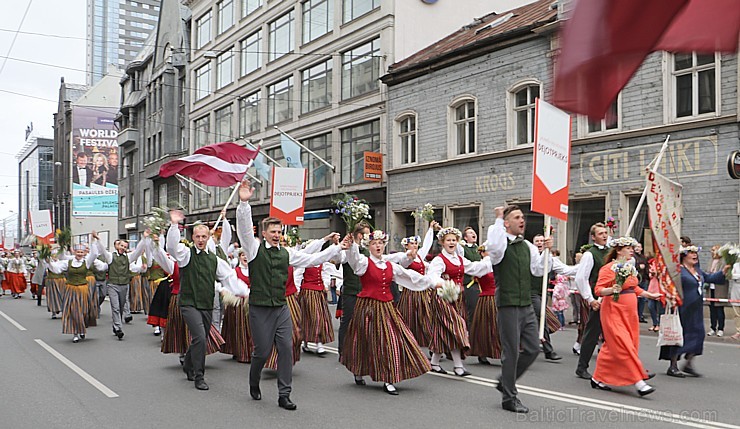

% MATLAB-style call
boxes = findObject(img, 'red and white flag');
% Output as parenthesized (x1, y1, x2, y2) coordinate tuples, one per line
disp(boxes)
(159, 142, 259, 187)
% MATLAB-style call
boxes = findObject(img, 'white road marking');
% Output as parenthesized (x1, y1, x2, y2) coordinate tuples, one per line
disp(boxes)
(0, 310, 27, 331)
(35, 339, 119, 398)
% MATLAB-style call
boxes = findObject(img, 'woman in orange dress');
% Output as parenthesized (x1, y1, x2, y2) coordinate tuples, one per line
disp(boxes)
(590, 237, 662, 396)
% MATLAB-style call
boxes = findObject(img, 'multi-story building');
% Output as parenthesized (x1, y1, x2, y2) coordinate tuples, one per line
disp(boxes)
(183, 0, 526, 236)
(382, 0, 739, 262)
(86, 0, 161, 85)
(116, 0, 190, 242)
(16, 130, 54, 241)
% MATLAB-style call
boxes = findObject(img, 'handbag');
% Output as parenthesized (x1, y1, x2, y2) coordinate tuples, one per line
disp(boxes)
(657, 305, 684, 347)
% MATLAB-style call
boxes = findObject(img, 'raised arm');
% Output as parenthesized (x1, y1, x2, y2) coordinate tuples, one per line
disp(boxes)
(486, 218, 507, 265)
(46, 258, 70, 274)
(418, 226, 435, 260)
(148, 238, 175, 274)
(462, 255, 493, 277)
(166, 223, 191, 267)
(574, 252, 596, 303)
(346, 242, 369, 276)
(236, 201, 259, 262)
(393, 263, 434, 291)
(96, 239, 113, 264)
(128, 236, 147, 264)
(220, 216, 232, 254)
(289, 244, 342, 269)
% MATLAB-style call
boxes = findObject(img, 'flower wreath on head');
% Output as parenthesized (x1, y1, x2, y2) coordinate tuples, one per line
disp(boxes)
(437, 227, 462, 241)
(608, 236, 638, 248)
(680, 245, 701, 254)
(361, 230, 388, 247)
(401, 235, 421, 246)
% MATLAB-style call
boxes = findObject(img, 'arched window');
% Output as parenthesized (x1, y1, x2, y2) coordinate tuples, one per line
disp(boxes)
(449, 96, 477, 156)
(395, 112, 417, 165)
(508, 80, 541, 146)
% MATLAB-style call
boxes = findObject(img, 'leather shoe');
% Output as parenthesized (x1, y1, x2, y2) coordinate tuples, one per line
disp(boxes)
(495, 378, 504, 393)
(278, 396, 297, 410)
(544, 352, 562, 361)
(453, 367, 471, 377)
(383, 383, 399, 396)
(590, 379, 612, 391)
(637, 385, 655, 397)
(478, 357, 491, 365)
(250, 386, 261, 400)
(666, 367, 685, 378)
(502, 398, 529, 414)
(645, 371, 656, 380)
(572, 347, 580, 355)
(124, 316, 133, 324)
(681, 366, 702, 377)
(194, 380, 209, 390)
(575, 369, 592, 380)
(430, 365, 448, 375)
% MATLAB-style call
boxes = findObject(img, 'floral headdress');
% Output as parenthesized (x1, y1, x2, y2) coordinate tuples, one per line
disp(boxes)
(437, 227, 462, 241)
(361, 230, 388, 247)
(608, 236, 638, 248)
(401, 235, 421, 246)
(680, 245, 701, 254)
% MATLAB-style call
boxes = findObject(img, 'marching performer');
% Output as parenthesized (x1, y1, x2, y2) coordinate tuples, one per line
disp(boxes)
(45, 247, 66, 318)
(469, 248, 501, 363)
(396, 223, 436, 348)
(146, 236, 171, 336)
(6, 250, 28, 299)
(220, 248, 253, 363)
(264, 264, 302, 370)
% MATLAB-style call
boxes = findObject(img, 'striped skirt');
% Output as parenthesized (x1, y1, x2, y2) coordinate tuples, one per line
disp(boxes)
(205, 324, 226, 355)
(62, 283, 89, 335)
(141, 278, 152, 315)
(396, 288, 434, 348)
(299, 289, 334, 344)
(220, 295, 253, 363)
(160, 294, 225, 355)
(429, 294, 470, 357)
(45, 277, 65, 314)
(340, 298, 431, 384)
(85, 275, 98, 327)
(129, 275, 145, 313)
(469, 296, 502, 359)
(266, 294, 302, 370)
(577, 297, 591, 343)
(545, 306, 561, 333)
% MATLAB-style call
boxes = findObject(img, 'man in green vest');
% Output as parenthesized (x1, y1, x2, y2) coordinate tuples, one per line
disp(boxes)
(461, 226, 482, 330)
(488, 205, 551, 414)
(236, 180, 344, 411)
(574, 223, 609, 379)
(91, 255, 109, 317)
(167, 210, 240, 391)
(337, 221, 371, 357)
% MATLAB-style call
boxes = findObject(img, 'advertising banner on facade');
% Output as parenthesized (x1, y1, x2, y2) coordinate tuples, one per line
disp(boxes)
(363, 151, 382, 182)
(531, 99, 572, 221)
(270, 167, 307, 225)
(647, 170, 683, 302)
(29, 209, 54, 244)
(71, 106, 119, 217)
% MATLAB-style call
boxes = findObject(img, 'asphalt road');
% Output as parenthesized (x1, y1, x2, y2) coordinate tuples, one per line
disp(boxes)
(1, 290, 738, 429)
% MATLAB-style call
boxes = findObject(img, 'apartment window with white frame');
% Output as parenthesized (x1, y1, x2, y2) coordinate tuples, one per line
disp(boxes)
(586, 96, 620, 134)
(343, 0, 379, 23)
(451, 98, 476, 156)
(268, 10, 294, 62)
(301, 60, 332, 113)
(196, 11, 212, 49)
(217, 51, 233, 88)
(239, 91, 261, 135)
(671, 52, 718, 119)
(242, 0, 262, 17)
(397, 113, 417, 165)
(217, 0, 234, 34)
(303, 0, 333, 44)
(511, 83, 539, 146)
(267, 77, 294, 125)
(240, 30, 262, 76)
(194, 116, 210, 149)
(194, 62, 211, 101)
(215, 105, 233, 141)
(300, 134, 332, 190)
(341, 38, 380, 100)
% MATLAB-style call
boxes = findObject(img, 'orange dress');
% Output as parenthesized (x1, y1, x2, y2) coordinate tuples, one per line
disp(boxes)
(592, 261, 647, 386)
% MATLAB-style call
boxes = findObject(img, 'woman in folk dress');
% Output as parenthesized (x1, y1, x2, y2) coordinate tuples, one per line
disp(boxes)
(396, 223, 436, 348)
(220, 248, 253, 363)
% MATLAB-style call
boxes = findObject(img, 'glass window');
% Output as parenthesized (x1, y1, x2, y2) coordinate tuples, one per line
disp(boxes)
(628, 196, 649, 247)
(239, 91, 261, 135)
(587, 97, 619, 133)
(672, 52, 717, 118)
(453, 100, 475, 155)
(194, 116, 210, 149)
(513, 203, 545, 243)
(196, 11, 212, 49)
(242, 0, 262, 17)
(195, 62, 211, 100)
(397, 114, 417, 164)
(158, 183, 168, 208)
(303, 0, 333, 44)
(566, 199, 605, 262)
(267, 77, 293, 125)
(120, 196, 127, 217)
(194, 187, 210, 209)
(300, 134, 332, 190)
(301, 59, 332, 113)
(240, 30, 262, 76)
(214, 185, 231, 206)
(217, 51, 233, 88)
(343, 0, 379, 23)
(268, 10, 294, 62)
(341, 38, 380, 100)
(341, 119, 380, 184)
(217, 0, 234, 34)
(513, 84, 539, 145)
(265, 147, 285, 198)
(143, 188, 151, 213)
(451, 207, 480, 240)
(215, 105, 233, 142)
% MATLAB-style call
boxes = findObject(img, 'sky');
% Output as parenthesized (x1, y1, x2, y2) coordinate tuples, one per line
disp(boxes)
(0, 0, 87, 222)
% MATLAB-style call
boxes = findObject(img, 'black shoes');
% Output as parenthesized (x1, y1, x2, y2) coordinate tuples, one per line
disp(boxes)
(666, 367, 685, 378)
(590, 379, 612, 391)
(194, 380, 209, 390)
(637, 385, 655, 396)
(124, 316, 133, 324)
(544, 352, 562, 361)
(453, 367, 471, 377)
(278, 396, 297, 410)
(383, 383, 399, 396)
(250, 385, 261, 400)
(354, 376, 366, 386)
(502, 398, 529, 414)
(572, 347, 580, 355)
(495, 378, 504, 393)
(645, 371, 656, 380)
(575, 369, 592, 379)
(682, 366, 701, 377)
(430, 365, 448, 375)
(478, 357, 491, 365)
(115, 329, 124, 340)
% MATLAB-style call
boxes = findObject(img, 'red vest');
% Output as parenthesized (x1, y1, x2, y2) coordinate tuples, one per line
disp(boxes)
(285, 266, 297, 297)
(478, 272, 496, 297)
(407, 257, 426, 275)
(358, 259, 394, 302)
(236, 266, 251, 288)
(439, 253, 465, 288)
(171, 263, 181, 295)
(301, 266, 324, 291)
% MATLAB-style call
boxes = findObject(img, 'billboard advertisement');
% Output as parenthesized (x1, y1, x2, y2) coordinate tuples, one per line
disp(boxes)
(71, 106, 119, 217)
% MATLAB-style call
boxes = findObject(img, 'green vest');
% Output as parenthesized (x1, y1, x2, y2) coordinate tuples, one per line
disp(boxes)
(47, 270, 65, 280)
(493, 239, 533, 307)
(342, 246, 370, 296)
(587, 246, 610, 292)
(179, 247, 218, 310)
(66, 261, 88, 286)
(248, 241, 290, 307)
(108, 252, 132, 285)
(92, 257, 107, 281)
(215, 245, 227, 262)
(463, 244, 482, 287)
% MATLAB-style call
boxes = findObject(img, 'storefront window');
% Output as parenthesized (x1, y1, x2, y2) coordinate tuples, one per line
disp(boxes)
(451, 206, 480, 240)
(566, 199, 605, 261)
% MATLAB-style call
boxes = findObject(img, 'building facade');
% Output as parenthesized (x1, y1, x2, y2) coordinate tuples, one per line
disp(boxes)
(86, 0, 161, 85)
(382, 0, 740, 263)
(16, 133, 54, 241)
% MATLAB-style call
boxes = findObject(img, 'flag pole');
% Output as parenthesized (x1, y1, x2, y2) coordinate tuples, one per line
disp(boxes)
(274, 126, 336, 171)
(176, 174, 211, 195)
(237, 138, 282, 166)
(211, 144, 261, 233)
(625, 135, 670, 237)
(538, 215, 552, 341)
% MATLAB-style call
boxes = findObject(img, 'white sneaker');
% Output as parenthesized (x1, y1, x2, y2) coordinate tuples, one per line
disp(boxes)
(717, 330, 724, 337)
(707, 329, 715, 336)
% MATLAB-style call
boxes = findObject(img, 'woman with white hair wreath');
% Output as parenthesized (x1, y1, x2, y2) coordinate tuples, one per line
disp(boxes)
(220, 247, 253, 363)
(426, 226, 493, 377)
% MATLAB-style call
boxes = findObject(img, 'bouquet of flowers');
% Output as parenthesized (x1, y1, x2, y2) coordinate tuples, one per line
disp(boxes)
(332, 193, 371, 231)
(604, 216, 618, 232)
(716, 243, 740, 280)
(579, 243, 593, 253)
(285, 227, 301, 248)
(437, 279, 460, 303)
(55, 227, 71, 251)
(142, 207, 170, 234)
(36, 244, 52, 260)
(610, 262, 638, 301)
(411, 203, 435, 222)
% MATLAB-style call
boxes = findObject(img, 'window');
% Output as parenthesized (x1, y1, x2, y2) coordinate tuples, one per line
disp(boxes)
(303, 0, 333, 44)
(512, 84, 539, 145)
(158, 183, 168, 208)
(341, 38, 380, 99)
(239, 91, 261, 135)
(194, 62, 211, 100)
(217, 51, 233, 88)
(217, 0, 234, 34)
(240, 31, 262, 76)
(587, 96, 620, 134)
(451, 98, 476, 155)
(343, 0, 379, 23)
(566, 199, 605, 262)
(122, 153, 130, 178)
(267, 77, 293, 125)
(194, 187, 210, 209)
(143, 188, 151, 213)
(120, 196, 127, 217)
(215, 105, 233, 141)
(268, 11, 294, 62)
(341, 119, 380, 184)
(627, 195, 649, 246)
(671, 52, 717, 118)
(397, 114, 417, 165)
(510, 203, 544, 243)
(451, 207, 480, 240)
(242, 0, 262, 17)
(215, 185, 231, 206)
(196, 11, 212, 49)
(194, 116, 210, 149)
(265, 147, 285, 198)
(301, 134, 332, 190)
(301, 60, 332, 113)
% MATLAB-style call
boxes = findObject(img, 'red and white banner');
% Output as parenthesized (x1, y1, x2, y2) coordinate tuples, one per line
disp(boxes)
(270, 167, 307, 225)
(159, 142, 259, 187)
(647, 170, 683, 304)
(531, 99, 572, 221)
(30, 209, 54, 244)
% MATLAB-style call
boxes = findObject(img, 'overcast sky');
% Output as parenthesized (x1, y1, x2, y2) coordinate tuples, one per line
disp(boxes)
(0, 0, 86, 221)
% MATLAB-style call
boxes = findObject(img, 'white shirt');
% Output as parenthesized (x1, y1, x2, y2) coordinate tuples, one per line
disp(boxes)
(485, 218, 550, 277)
(574, 244, 607, 304)
(97, 237, 147, 266)
(322, 262, 343, 289)
(427, 248, 493, 287)
(346, 243, 433, 291)
(47, 243, 100, 274)
(77, 166, 87, 185)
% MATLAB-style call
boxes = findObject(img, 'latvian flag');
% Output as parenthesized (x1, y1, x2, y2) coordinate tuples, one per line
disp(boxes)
(159, 142, 259, 187)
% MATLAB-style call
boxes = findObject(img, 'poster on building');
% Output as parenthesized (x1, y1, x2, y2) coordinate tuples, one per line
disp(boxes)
(71, 106, 119, 217)
(270, 167, 307, 225)
(646, 170, 683, 302)
(29, 209, 54, 244)
(363, 152, 383, 182)
(531, 99, 572, 221)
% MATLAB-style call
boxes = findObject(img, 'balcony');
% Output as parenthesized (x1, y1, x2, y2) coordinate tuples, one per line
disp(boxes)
(118, 128, 140, 148)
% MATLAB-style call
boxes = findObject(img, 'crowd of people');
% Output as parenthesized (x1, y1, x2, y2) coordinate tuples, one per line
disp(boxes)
(3, 182, 740, 414)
